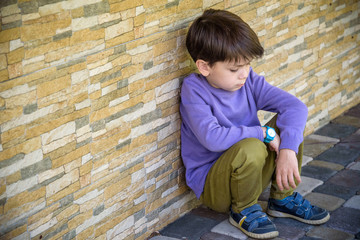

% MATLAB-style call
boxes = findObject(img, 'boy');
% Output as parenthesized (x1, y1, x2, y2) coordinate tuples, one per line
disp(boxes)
(180, 9, 329, 239)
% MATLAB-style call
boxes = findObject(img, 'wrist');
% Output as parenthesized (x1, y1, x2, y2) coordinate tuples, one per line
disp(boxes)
(261, 126, 267, 138)
(262, 126, 276, 143)
(279, 148, 296, 156)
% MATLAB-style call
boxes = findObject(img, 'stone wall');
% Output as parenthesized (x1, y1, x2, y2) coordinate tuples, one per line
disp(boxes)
(0, 0, 359, 239)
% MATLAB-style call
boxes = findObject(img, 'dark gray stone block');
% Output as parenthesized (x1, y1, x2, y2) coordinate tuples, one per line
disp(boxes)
(160, 213, 220, 240)
(200, 232, 238, 240)
(345, 104, 360, 118)
(301, 165, 337, 182)
(328, 170, 360, 190)
(316, 145, 360, 166)
(313, 182, 356, 200)
(326, 207, 360, 234)
(315, 123, 357, 139)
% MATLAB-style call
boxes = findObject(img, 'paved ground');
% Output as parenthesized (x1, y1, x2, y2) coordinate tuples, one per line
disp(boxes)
(148, 104, 360, 240)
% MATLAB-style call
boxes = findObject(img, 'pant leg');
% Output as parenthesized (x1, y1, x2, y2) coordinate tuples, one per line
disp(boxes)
(265, 115, 303, 200)
(201, 138, 270, 213)
(200, 115, 304, 213)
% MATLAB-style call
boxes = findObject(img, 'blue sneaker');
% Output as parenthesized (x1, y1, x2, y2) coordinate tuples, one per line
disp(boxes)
(229, 204, 279, 239)
(267, 192, 330, 225)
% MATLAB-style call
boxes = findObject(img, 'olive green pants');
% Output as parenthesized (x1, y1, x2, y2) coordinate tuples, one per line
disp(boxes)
(200, 116, 303, 213)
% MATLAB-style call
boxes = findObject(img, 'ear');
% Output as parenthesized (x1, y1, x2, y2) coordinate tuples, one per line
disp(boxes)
(195, 59, 211, 77)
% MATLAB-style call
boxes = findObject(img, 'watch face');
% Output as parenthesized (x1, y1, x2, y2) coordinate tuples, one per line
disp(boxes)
(268, 128, 276, 137)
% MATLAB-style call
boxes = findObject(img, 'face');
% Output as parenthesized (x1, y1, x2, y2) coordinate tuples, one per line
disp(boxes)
(203, 59, 251, 92)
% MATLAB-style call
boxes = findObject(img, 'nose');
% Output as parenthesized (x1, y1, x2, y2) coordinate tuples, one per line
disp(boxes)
(238, 68, 247, 79)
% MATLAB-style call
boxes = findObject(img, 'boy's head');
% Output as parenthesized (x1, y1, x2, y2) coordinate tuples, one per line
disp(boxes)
(186, 9, 264, 66)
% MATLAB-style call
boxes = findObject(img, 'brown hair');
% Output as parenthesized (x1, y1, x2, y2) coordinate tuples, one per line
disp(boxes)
(186, 9, 264, 66)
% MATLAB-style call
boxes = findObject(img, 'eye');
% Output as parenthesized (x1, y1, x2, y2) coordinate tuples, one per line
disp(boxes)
(230, 69, 238, 72)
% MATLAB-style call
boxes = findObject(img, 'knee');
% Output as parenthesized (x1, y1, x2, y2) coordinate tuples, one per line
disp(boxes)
(231, 138, 268, 169)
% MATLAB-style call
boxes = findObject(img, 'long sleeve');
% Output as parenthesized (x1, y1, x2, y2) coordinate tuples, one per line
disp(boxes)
(248, 70, 308, 152)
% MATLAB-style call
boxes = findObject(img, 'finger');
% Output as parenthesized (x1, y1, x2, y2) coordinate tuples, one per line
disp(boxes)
(282, 175, 290, 190)
(288, 173, 296, 189)
(294, 169, 302, 184)
(276, 174, 284, 191)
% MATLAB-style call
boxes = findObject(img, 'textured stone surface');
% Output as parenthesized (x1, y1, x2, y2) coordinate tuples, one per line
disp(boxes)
(201, 232, 239, 240)
(190, 205, 228, 222)
(306, 226, 354, 240)
(303, 134, 339, 158)
(316, 145, 360, 166)
(275, 222, 306, 239)
(301, 165, 337, 181)
(1, 1, 360, 239)
(307, 160, 344, 171)
(160, 213, 220, 240)
(304, 192, 345, 211)
(326, 207, 360, 234)
(332, 115, 360, 128)
(343, 195, 360, 210)
(314, 123, 358, 140)
(150, 237, 180, 240)
(211, 220, 247, 240)
(314, 182, 356, 200)
(327, 170, 360, 190)
(296, 176, 323, 197)
(344, 104, 360, 118)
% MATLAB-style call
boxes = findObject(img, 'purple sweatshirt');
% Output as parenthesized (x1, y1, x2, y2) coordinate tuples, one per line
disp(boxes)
(180, 68, 308, 198)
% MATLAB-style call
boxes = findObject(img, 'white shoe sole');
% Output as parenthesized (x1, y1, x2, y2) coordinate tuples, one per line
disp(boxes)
(267, 209, 330, 225)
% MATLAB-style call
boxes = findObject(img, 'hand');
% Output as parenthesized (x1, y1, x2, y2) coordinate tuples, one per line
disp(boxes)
(268, 134, 280, 155)
(275, 149, 301, 191)
(261, 126, 280, 155)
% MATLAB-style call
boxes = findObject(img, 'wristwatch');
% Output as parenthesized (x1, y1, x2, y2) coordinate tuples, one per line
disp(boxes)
(263, 126, 276, 143)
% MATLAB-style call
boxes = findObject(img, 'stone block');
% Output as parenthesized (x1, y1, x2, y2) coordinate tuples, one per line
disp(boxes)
(314, 182, 356, 200)
(109, 0, 142, 13)
(315, 123, 358, 139)
(149, 236, 180, 240)
(46, 169, 79, 197)
(307, 160, 344, 171)
(327, 207, 360, 234)
(305, 192, 345, 211)
(332, 115, 360, 128)
(210, 220, 247, 240)
(343, 195, 360, 210)
(303, 134, 339, 158)
(7, 47, 24, 64)
(21, 17, 71, 42)
(37, 75, 71, 99)
(345, 104, 360, 118)
(160, 213, 220, 240)
(301, 165, 337, 182)
(84, 1, 109, 17)
(328, 169, 360, 190)
(347, 162, 360, 171)
(0, 68, 8, 82)
(316, 145, 360, 166)
(0, 27, 20, 43)
(4, 187, 45, 213)
(105, 18, 133, 40)
(296, 176, 323, 197)
(306, 226, 354, 240)
(8, 62, 23, 79)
